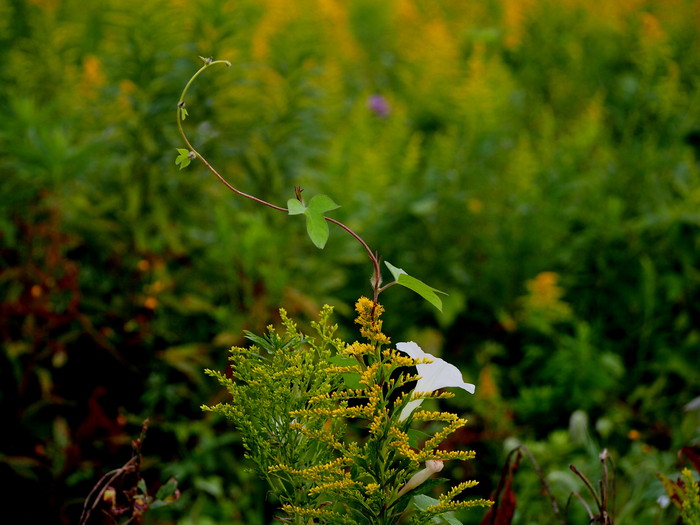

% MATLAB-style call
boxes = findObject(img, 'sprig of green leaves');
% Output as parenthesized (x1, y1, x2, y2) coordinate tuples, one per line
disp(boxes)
(287, 194, 340, 249)
(175, 148, 192, 170)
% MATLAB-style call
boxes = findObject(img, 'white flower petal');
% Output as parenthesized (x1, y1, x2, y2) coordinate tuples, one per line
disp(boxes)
(399, 399, 425, 421)
(416, 357, 475, 394)
(397, 341, 475, 420)
(396, 341, 426, 359)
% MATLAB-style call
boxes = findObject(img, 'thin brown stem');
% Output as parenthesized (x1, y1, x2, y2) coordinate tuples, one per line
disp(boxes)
(571, 491, 595, 521)
(177, 60, 384, 300)
(519, 446, 567, 525)
(325, 217, 381, 301)
(570, 464, 602, 510)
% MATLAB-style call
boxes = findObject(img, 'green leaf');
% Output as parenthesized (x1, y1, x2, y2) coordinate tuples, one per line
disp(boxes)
(155, 478, 178, 501)
(175, 148, 191, 170)
(384, 261, 447, 311)
(307, 194, 340, 214)
(287, 194, 339, 249)
(179, 107, 189, 121)
(412, 494, 462, 524)
(287, 198, 306, 215)
(137, 478, 148, 495)
(328, 355, 361, 388)
(306, 211, 330, 249)
(407, 428, 431, 448)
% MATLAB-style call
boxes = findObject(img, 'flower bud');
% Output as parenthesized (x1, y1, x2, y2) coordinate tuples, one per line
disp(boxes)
(397, 460, 444, 498)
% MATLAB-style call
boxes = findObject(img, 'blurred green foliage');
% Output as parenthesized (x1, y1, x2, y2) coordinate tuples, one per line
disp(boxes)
(1, 0, 699, 523)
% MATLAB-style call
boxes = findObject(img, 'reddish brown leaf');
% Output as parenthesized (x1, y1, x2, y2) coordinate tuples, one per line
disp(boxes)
(679, 446, 700, 475)
(480, 449, 521, 525)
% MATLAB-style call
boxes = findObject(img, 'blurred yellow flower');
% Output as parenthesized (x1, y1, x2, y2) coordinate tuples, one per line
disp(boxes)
(467, 199, 483, 214)
(80, 55, 106, 99)
(520, 272, 573, 326)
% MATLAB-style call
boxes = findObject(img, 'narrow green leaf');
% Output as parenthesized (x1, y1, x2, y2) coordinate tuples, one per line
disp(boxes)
(287, 199, 306, 215)
(306, 211, 330, 249)
(180, 107, 189, 121)
(307, 194, 340, 214)
(137, 478, 148, 495)
(384, 261, 447, 311)
(412, 494, 440, 511)
(155, 478, 178, 500)
(407, 428, 431, 449)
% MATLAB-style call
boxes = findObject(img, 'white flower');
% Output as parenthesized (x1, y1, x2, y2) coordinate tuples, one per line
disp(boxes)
(397, 341, 475, 421)
(396, 460, 444, 498)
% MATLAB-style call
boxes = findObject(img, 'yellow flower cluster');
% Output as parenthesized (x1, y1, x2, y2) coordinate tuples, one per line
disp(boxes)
(423, 418, 469, 451)
(241, 298, 487, 519)
(280, 504, 351, 523)
(288, 422, 343, 450)
(359, 363, 380, 387)
(424, 496, 494, 514)
(292, 405, 375, 419)
(388, 424, 477, 464)
(354, 297, 391, 345)
(308, 477, 356, 496)
(269, 457, 346, 479)
(344, 341, 373, 357)
(387, 427, 419, 464)
(415, 449, 477, 463)
(364, 482, 380, 494)
(381, 348, 415, 367)
(308, 389, 367, 405)
(411, 410, 461, 422)
(440, 480, 480, 501)
(521, 271, 573, 322)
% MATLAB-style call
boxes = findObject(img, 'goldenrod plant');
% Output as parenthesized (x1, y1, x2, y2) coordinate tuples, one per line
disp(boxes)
(179, 58, 491, 523)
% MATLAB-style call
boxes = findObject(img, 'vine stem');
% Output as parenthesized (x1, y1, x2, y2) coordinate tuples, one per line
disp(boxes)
(177, 59, 383, 302)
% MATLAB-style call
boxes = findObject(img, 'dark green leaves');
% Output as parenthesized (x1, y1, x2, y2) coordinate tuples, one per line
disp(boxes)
(287, 194, 340, 249)
(384, 261, 447, 311)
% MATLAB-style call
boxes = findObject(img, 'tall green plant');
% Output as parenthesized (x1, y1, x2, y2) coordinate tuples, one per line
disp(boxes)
(178, 57, 492, 523)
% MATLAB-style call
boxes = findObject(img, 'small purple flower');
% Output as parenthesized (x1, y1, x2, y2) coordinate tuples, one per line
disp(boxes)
(367, 94, 390, 117)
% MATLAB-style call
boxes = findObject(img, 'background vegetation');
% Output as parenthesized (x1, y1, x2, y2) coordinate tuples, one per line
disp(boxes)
(1, 0, 699, 523)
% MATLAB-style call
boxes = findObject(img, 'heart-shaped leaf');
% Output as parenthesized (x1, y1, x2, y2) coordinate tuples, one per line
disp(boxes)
(306, 212, 331, 249)
(307, 194, 340, 214)
(287, 194, 340, 249)
(287, 198, 306, 215)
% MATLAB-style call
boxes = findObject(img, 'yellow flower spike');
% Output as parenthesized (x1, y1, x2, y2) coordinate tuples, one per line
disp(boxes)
(440, 480, 480, 501)
(353, 297, 391, 345)
(415, 450, 476, 463)
(382, 348, 415, 368)
(369, 409, 387, 435)
(410, 410, 460, 422)
(345, 341, 373, 357)
(359, 363, 380, 387)
(388, 427, 418, 461)
(308, 478, 356, 496)
(365, 483, 380, 494)
(423, 418, 469, 451)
